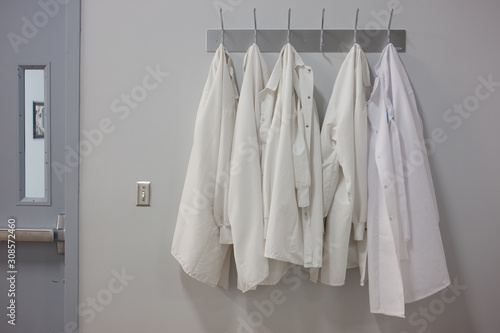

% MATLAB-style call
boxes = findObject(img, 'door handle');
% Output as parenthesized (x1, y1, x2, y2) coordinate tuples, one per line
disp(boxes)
(0, 214, 65, 255)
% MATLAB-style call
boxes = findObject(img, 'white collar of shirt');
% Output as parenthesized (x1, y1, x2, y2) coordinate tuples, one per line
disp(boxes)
(265, 43, 307, 92)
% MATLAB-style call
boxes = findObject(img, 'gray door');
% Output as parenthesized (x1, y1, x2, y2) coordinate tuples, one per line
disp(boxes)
(0, 1, 80, 332)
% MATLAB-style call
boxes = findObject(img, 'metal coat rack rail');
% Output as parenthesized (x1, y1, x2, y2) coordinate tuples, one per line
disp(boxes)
(207, 8, 406, 53)
(206, 29, 406, 53)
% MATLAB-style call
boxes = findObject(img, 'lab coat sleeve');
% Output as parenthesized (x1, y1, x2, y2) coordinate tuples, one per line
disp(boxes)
(213, 64, 238, 245)
(259, 89, 276, 237)
(352, 49, 371, 241)
(171, 44, 235, 287)
(352, 99, 369, 241)
(293, 101, 312, 207)
(321, 122, 340, 217)
(227, 44, 271, 291)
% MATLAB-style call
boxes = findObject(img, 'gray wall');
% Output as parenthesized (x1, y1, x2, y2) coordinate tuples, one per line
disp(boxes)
(79, 0, 500, 332)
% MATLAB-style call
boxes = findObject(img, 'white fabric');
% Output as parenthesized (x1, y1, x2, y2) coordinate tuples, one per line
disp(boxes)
(314, 44, 371, 286)
(171, 44, 238, 288)
(260, 43, 323, 268)
(228, 44, 290, 292)
(367, 43, 450, 317)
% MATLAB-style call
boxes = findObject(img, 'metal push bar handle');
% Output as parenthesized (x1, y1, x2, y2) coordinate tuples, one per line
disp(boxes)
(0, 214, 65, 254)
(0, 228, 55, 242)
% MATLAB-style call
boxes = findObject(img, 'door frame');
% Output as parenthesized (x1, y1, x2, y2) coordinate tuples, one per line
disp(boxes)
(63, 0, 81, 329)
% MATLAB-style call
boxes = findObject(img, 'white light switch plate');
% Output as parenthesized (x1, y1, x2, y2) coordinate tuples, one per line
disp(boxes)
(136, 181, 151, 206)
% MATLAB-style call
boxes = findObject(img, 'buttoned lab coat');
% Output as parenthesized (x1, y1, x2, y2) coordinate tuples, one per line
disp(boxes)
(228, 44, 290, 292)
(260, 43, 323, 268)
(172, 44, 238, 288)
(367, 43, 450, 317)
(312, 44, 371, 286)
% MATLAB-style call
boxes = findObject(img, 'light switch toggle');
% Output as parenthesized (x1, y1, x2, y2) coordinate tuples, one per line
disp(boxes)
(136, 181, 151, 206)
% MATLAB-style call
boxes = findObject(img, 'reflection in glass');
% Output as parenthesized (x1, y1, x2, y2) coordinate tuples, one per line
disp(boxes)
(24, 69, 45, 198)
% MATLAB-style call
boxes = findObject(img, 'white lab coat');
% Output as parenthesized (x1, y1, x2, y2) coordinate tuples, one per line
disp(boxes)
(171, 44, 238, 288)
(228, 44, 290, 292)
(313, 43, 371, 286)
(260, 43, 323, 268)
(367, 43, 450, 317)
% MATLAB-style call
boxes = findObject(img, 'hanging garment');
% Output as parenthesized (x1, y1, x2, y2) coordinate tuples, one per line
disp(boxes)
(367, 43, 450, 317)
(260, 43, 323, 268)
(171, 44, 238, 288)
(228, 43, 290, 292)
(312, 43, 371, 286)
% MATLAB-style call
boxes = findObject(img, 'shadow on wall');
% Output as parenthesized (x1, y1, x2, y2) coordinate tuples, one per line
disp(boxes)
(177, 253, 472, 333)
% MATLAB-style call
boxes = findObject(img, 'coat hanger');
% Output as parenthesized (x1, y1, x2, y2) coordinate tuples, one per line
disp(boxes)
(287, 8, 291, 44)
(354, 8, 359, 44)
(219, 8, 224, 45)
(320, 8, 325, 52)
(253, 8, 257, 44)
(387, 8, 394, 44)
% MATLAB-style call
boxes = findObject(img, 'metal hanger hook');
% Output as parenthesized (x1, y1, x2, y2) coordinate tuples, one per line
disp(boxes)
(253, 8, 257, 44)
(219, 8, 224, 45)
(354, 8, 359, 44)
(320, 8, 325, 52)
(287, 8, 291, 44)
(387, 8, 394, 44)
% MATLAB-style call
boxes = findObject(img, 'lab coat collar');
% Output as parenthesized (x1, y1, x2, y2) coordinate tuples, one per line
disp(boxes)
(265, 43, 306, 92)
(373, 43, 394, 77)
(352, 43, 372, 89)
(215, 43, 239, 100)
(243, 43, 259, 72)
(373, 43, 397, 120)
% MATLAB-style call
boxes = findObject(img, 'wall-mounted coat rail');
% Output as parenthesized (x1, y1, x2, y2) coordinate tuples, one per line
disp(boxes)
(206, 29, 406, 53)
